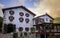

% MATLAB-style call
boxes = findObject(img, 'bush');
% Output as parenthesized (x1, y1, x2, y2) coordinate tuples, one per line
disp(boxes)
(13, 32, 18, 38)
(30, 27, 35, 34)
(20, 32, 23, 37)
(24, 32, 27, 36)
(0, 17, 3, 32)
(4, 24, 16, 33)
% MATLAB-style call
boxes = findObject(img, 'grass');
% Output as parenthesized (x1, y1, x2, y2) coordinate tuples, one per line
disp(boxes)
(54, 17, 60, 23)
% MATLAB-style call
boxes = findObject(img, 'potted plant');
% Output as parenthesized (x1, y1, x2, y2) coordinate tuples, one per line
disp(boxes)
(30, 27, 35, 34)
(24, 32, 27, 36)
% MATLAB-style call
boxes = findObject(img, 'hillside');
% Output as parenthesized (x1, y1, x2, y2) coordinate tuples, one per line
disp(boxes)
(54, 17, 60, 23)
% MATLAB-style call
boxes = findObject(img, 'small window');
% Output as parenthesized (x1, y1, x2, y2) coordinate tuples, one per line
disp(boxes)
(46, 18, 48, 21)
(25, 18, 29, 23)
(19, 17, 24, 22)
(25, 13, 29, 17)
(9, 10, 14, 15)
(9, 16, 14, 22)
(19, 12, 24, 16)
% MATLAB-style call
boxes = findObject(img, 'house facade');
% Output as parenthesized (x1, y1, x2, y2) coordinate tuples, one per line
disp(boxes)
(2, 6, 36, 32)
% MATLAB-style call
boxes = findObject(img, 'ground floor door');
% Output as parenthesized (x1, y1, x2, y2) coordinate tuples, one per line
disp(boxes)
(7, 24, 16, 33)
(7, 25, 13, 33)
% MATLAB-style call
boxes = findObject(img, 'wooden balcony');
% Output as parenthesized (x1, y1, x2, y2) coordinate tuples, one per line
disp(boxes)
(33, 23, 60, 34)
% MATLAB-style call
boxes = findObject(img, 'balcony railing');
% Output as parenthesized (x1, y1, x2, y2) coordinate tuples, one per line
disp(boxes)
(33, 23, 60, 34)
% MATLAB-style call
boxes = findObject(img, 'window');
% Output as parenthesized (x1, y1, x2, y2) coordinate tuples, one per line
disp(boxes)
(19, 17, 24, 22)
(9, 10, 14, 15)
(38, 18, 44, 23)
(50, 20, 53, 23)
(46, 18, 48, 21)
(25, 13, 29, 17)
(19, 12, 24, 16)
(25, 18, 29, 23)
(9, 16, 14, 22)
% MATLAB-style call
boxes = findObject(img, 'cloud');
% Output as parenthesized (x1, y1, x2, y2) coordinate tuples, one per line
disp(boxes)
(18, 0, 26, 5)
(0, 3, 4, 8)
(29, 0, 60, 18)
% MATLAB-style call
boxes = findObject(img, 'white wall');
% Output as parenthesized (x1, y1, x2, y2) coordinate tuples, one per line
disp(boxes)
(33, 15, 53, 25)
(4, 8, 34, 32)
(39, 15, 53, 23)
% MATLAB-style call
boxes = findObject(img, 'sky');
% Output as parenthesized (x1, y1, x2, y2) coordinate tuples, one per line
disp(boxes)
(0, 0, 60, 18)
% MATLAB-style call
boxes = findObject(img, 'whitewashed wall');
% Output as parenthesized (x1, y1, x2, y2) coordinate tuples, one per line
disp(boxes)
(4, 8, 34, 32)
(39, 15, 53, 23)
(33, 15, 53, 25)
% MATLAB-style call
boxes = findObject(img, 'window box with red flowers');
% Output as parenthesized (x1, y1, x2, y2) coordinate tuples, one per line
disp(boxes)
(25, 18, 29, 23)
(9, 16, 14, 22)
(19, 27, 23, 31)
(25, 27, 29, 32)
(19, 17, 24, 22)
(9, 10, 14, 15)
(25, 13, 29, 17)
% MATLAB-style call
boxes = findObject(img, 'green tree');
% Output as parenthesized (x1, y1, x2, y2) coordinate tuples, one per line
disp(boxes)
(0, 17, 3, 32)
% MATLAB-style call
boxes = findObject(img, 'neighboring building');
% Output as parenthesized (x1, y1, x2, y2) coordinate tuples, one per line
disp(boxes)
(33, 13, 54, 25)
(2, 6, 36, 32)
(33, 13, 54, 38)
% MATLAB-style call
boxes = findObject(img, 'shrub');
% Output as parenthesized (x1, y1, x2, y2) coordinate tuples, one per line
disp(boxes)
(0, 17, 3, 32)
(30, 27, 35, 34)
(24, 32, 27, 36)
(20, 32, 23, 37)
(13, 32, 18, 38)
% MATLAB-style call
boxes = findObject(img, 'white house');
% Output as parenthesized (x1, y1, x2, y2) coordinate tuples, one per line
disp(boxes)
(34, 13, 54, 25)
(2, 6, 36, 32)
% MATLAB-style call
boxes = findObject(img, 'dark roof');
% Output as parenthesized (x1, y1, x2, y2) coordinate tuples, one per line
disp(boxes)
(36, 13, 54, 20)
(2, 6, 36, 16)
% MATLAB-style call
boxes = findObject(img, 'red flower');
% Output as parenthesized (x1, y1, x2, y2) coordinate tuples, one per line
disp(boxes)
(25, 13, 29, 17)
(9, 10, 14, 15)
(19, 12, 24, 16)
(25, 18, 29, 23)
